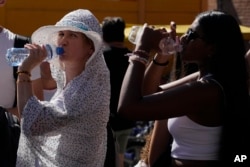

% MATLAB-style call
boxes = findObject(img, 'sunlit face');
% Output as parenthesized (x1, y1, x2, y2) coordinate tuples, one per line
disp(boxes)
(180, 19, 211, 64)
(56, 30, 94, 65)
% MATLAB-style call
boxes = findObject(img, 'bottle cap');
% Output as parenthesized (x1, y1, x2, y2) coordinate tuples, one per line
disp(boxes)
(56, 47, 64, 55)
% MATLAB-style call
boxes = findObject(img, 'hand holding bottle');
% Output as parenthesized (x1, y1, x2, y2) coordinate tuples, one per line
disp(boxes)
(17, 44, 48, 72)
(158, 21, 182, 55)
(130, 24, 168, 53)
(128, 22, 182, 56)
(6, 44, 64, 67)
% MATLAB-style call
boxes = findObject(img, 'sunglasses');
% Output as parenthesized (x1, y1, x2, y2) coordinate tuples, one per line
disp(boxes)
(185, 29, 204, 42)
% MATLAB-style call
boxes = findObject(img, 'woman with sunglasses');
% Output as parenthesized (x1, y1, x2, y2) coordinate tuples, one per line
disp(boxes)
(118, 10, 250, 167)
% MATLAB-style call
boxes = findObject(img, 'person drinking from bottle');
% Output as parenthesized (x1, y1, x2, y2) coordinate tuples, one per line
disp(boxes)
(118, 10, 250, 167)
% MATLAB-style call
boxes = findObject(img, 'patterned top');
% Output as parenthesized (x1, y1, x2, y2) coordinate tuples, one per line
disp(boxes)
(16, 45, 110, 167)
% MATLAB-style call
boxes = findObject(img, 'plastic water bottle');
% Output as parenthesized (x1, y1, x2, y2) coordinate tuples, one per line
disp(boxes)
(158, 37, 182, 55)
(128, 26, 182, 55)
(128, 26, 144, 45)
(5, 44, 64, 66)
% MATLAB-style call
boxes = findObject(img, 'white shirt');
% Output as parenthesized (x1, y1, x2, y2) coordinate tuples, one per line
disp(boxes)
(168, 116, 222, 160)
(0, 28, 40, 108)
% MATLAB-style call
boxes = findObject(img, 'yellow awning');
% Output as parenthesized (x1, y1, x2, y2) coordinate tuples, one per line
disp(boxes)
(125, 24, 250, 41)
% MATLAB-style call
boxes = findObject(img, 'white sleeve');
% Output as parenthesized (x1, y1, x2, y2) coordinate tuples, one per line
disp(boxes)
(30, 66, 41, 80)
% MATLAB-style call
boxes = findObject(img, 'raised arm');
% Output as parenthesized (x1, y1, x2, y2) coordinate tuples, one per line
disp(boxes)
(160, 71, 199, 90)
(148, 120, 171, 166)
(17, 44, 47, 116)
(117, 24, 219, 121)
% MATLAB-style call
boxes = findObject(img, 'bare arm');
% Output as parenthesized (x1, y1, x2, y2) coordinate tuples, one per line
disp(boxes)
(160, 71, 199, 90)
(148, 120, 171, 166)
(17, 72, 44, 117)
(117, 25, 220, 121)
(17, 72, 33, 116)
(17, 44, 47, 116)
(143, 53, 172, 95)
(118, 25, 170, 120)
(32, 78, 44, 100)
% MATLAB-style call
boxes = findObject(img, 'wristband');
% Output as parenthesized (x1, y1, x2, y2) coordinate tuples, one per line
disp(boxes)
(17, 79, 32, 83)
(17, 71, 31, 77)
(153, 57, 169, 66)
(129, 55, 148, 66)
(126, 50, 149, 60)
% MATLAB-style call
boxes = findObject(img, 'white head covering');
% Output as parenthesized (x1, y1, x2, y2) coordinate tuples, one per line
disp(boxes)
(31, 9, 103, 66)
(31, 9, 107, 89)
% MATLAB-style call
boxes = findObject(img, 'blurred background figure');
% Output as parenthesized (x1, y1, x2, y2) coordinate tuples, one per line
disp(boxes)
(102, 16, 136, 167)
(1, 1, 43, 166)
(0, 0, 6, 7)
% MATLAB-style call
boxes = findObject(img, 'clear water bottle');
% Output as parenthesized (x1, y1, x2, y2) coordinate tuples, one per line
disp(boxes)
(5, 44, 64, 66)
(128, 26, 182, 55)
(128, 26, 143, 45)
(158, 37, 182, 55)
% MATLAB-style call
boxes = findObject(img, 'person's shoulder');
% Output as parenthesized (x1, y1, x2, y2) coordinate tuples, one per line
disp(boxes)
(173, 76, 220, 98)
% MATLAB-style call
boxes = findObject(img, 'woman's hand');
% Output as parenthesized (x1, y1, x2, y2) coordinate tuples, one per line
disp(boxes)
(135, 24, 169, 53)
(18, 44, 47, 72)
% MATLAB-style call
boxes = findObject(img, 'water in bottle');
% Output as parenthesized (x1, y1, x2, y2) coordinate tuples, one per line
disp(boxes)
(159, 37, 182, 55)
(128, 26, 182, 55)
(128, 26, 143, 45)
(5, 44, 64, 66)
